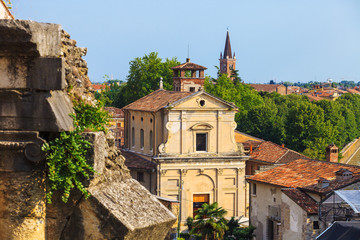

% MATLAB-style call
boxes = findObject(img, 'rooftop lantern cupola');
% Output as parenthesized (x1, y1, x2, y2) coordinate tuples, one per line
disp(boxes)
(219, 31, 236, 78)
(171, 58, 207, 92)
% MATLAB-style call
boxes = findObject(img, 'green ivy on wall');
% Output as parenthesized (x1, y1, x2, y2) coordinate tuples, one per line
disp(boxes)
(42, 100, 110, 203)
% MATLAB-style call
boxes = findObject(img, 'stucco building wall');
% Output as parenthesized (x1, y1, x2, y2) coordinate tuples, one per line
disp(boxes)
(250, 182, 283, 240)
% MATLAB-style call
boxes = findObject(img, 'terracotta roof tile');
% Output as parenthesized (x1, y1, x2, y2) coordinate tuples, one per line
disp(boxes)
(250, 141, 287, 163)
(104, 107, 124, 118)
(301, 173, 360, 194)
(282, 188, 318, 214)
(92, 84, 108, 90)
(171, 61, 207, 70)
(121, 150, 156, 171)
(248, 159, 360, 193)
(242, 140, 263, 149)
(347, 89, 360, 94)
(249, 141, 311, 164)
(122, 89, 192, 112)
(306, 94, 323, 102)
(249, 84, 283, 93)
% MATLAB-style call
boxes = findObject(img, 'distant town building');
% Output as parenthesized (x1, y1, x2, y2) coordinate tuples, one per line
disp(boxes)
(104, 107, 124, 147)
(219, 31, 236, 78)
(249, 84, 288, 95)
(92, 83, 108, 93)
(247, 159, 360, 240)
(0, 0, 13, 19)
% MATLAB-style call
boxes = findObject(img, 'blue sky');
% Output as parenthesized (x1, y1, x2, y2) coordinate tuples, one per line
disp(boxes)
(12, 0, 360, 83)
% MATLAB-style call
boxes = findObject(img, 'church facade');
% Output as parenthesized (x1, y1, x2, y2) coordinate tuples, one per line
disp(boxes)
(122, 58, 248, 226)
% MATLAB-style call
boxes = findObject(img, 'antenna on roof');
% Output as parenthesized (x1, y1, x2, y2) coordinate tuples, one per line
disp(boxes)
(186, 44, 190, 62)
(188, 44, 190, 58)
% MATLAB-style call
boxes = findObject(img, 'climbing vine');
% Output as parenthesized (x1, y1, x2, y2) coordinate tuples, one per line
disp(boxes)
(42, 100, 110, 203)
(72, 100, 110, 132)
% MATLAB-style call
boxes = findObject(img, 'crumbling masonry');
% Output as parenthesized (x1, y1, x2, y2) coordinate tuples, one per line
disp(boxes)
(0, 19, 176, 240)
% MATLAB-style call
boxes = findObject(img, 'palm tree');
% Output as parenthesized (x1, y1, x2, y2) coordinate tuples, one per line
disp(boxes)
(191, 202, 229, 240)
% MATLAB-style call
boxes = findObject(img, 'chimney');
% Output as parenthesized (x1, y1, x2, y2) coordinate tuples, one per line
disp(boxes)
(281, 144, 285, 148)
(317, 178, 330, 189)
(186, 58, 190, 63)
(249, 144, 253, 154)
(326, 143, 338, 162)
(335, 169, 353, 181)
(159, 77, 163, 90)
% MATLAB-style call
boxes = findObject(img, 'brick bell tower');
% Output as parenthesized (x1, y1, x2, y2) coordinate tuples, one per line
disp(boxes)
(171, 58, 207, 92)
(219, 31, 236, 77)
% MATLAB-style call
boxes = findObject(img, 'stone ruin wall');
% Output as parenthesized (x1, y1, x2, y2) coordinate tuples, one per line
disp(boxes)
(0, 19, 176, 240)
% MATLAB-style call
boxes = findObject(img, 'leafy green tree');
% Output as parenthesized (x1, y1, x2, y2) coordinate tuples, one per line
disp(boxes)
(121, 52, 180, 106)
(229, 225, 256, 240)
(186, 216, 194, 231)
(94, 81, 125, 108)
(241, 98, 285, 144)
(223, 217, 256, 240)
(204, 74, 263, 118)
(283, 81, 293, 87)
(230, 69, 243, 85)
(284, 101, 335, 159)
(191, 202, 229, 240)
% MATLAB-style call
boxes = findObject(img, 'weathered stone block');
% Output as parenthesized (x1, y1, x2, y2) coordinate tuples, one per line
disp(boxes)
(0, 20, 61, 57)
(28, 57, 66, 90)
(0, 131, 45, 171)
(0, 56, 65, 90)
(0, 57, 29, 89)
(0, 170, 46, 240)
(0, 90, 73, 132)
(62, 179, 176, 240)
(81, 132, 106, 175)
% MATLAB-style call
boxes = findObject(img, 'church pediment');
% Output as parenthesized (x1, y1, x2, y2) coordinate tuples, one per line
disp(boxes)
(168, 91, 238, 111)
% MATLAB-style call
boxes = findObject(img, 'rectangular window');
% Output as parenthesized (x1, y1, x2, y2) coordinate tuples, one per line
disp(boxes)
(313, 221, 319, 229)
(149, 130, 153, 150)
(190, 87, 195, 92)
(196, 133, 207, 151)
(137, 172, 144, 182)
(252, 183, 257, 195)
(131, 127, 135, 147)
(140, 129, 144, 149)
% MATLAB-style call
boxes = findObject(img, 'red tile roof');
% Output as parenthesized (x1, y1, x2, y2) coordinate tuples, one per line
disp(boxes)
(249, 141, 311, 164)
(171, 61, 207, 70)
(242, 140, 263, 149)
(306, 94, 323, 102)
(347, 89, 360, 95)
(122, 89, 192, 112)
(121, 150, 156, 171)
(247, 159, 360, 193)
(282, 188, 318, 214)
(249, 84, 284, 93)
(104, 107, 124, 118)
(92, 84, 108, 90)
